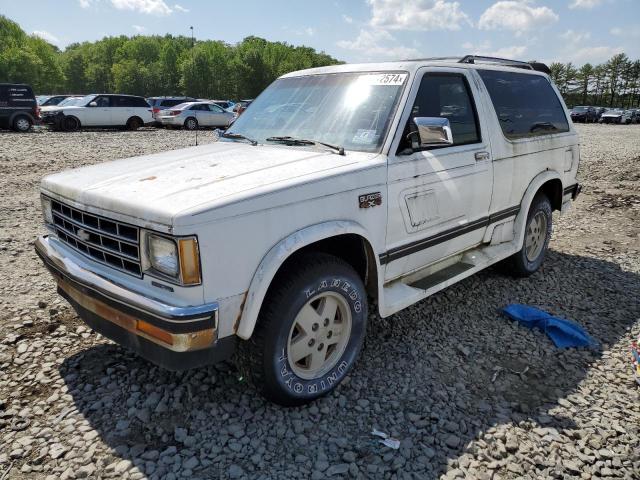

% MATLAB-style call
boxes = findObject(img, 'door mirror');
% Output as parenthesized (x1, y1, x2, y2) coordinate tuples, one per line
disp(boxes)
(88, 101, 98, 107)
(411, 117, 453, 147)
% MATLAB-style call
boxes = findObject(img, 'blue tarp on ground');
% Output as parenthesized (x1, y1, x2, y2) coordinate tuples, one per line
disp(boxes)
(502, 304, 598, 349)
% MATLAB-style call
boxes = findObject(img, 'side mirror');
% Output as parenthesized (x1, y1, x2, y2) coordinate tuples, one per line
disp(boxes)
(89, 101, 98, 107)
(411, 117, 453, 148)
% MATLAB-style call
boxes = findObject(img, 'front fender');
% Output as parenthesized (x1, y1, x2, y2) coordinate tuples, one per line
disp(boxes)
(236, 220, 380, 340)
(513, 170, 562, 250)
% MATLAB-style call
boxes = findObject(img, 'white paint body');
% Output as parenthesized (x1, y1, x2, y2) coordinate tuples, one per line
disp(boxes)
(44, 96, 153, 127)
(40, 60, 580, 342)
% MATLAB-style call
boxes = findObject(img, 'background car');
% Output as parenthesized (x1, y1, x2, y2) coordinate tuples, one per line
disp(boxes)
(147, 96, 197, 124)
(599, 108, 631, 124)
(0, 83, 39, 132)
(40, 96, 85, 113)
(570, 106, 597, 123)
(40, 94, 152, 131)
(595, 106, 608, 120)
(626, 109, 639, 124)
(233, 99, 253, 115)
(39, 95, 75, 107)
(157, 101, 235, 130)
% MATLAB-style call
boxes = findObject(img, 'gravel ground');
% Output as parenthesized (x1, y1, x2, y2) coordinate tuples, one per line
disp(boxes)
(0, 124, 639, 480)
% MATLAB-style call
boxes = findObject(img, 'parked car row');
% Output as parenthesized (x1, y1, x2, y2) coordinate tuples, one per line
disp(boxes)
(2, 84, 255, 132)
(569, 105, 640, 124)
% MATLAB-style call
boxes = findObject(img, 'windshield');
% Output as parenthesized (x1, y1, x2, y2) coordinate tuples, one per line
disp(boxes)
(76, 94, 97, 106)
(225, 72, 408, 152)
(59, 97, 83, 106)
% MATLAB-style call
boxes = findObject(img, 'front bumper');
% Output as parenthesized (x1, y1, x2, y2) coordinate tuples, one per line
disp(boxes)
(35, 235, 235, 370)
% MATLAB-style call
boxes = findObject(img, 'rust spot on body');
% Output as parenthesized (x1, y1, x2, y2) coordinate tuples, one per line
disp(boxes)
(140, 176, 157, 182)
(234, 291, 249, 333)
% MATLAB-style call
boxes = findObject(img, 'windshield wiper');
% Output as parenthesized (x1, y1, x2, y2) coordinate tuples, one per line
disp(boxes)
(266, 136, 345, 156)
(221, 132, 257, 145)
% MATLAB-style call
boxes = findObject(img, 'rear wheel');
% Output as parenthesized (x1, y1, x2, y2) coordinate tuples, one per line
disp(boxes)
(13, 115, 32, 132)
(63, 116, 80, 132)
(504, 194, 552, 277)
(236, 253, 368, 406)
(184, 117, 198, 130)
(126, 117, 143, 130)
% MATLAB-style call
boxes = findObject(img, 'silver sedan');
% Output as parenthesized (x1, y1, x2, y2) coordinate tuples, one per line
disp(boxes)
(158, 102, 235, 130)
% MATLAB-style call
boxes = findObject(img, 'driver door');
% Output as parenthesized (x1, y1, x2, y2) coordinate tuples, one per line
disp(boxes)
(83, 95, 112, 126)
(384, 68, 494, 281)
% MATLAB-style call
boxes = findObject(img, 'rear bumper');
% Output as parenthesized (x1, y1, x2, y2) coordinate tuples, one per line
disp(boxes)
(35, 235, 235, 370)
(158, 116, 184, 126)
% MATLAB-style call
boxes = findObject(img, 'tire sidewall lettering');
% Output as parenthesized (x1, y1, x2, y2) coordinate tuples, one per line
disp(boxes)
(273, 273, 366, 399)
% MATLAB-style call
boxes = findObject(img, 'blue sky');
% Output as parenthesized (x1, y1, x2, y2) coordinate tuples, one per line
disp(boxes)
(3, 0, 639, 65)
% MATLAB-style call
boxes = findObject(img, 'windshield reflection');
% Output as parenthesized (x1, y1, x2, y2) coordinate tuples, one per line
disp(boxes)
(225, 72, 408, 153)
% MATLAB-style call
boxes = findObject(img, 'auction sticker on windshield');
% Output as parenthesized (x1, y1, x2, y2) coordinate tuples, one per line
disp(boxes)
(360, 73, 408, 86)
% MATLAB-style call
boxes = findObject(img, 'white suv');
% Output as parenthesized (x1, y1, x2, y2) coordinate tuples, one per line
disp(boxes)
(40, 94, 153, 131)
(36, 56, 580, 405)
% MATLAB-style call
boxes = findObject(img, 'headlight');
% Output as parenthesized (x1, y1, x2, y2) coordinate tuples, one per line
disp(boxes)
(41, 196, 53, 224)
(145, 234, 201, 285)
(148, 235, 179, 277)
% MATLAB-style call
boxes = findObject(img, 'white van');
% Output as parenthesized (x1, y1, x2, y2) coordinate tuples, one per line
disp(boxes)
(40, 94, 153, 131)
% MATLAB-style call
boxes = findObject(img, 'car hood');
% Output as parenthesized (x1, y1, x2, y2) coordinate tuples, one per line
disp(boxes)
(41, 142, 380, 229)
(602, 112, 622, 117)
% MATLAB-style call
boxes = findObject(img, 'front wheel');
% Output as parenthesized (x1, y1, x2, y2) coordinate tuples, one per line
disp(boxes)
(236, 253, 368, 406)
(504, 194, 552, 277)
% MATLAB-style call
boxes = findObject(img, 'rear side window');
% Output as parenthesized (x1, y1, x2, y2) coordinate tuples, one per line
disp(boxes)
(132, 97, 149, 107)
(160, 99, 183, 107)
(478, 70, 569, 139)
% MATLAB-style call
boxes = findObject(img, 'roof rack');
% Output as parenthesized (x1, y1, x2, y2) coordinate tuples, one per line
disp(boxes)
(459, 55, 550, 74)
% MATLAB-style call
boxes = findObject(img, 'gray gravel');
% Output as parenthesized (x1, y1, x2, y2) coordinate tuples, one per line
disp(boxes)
(1, 124, 639, 479)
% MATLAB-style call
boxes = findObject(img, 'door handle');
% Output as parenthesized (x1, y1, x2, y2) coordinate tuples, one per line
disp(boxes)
(475, 151, 490, 161)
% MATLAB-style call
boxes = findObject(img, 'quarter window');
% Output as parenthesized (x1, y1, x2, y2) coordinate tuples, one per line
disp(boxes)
(399, 73, 481, 153)
(478, 70, 569, 139)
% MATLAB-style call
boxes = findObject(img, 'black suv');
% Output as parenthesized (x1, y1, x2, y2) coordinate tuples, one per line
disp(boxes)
(0, 83, 39, 132)
(570, 106, 597, 123)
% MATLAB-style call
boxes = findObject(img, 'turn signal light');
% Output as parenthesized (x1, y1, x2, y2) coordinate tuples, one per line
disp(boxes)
(178, 238, 201, 285)
(137, 320, 174, 345)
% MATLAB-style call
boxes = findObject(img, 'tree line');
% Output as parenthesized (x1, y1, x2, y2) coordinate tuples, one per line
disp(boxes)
(549, 54, 640, 108)
(2, 14, 640, 108)
(0, 15, 340, 99)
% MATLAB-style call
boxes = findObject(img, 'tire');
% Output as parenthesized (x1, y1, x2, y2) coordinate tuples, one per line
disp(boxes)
(62, 116, 80, 132)
(12, 115, 32, 132)
(504, 193, 552, 277)
(127, 117, 143, 130)
(184, 117, 198, 130)
(236, 253, 368, 406)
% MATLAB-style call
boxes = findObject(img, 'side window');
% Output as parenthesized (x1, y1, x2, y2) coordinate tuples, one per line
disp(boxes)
(94, 96, 111, 107)
(399, 73, 481, 153)
(208, 104, 223, 113)
(190, 104, 204, 111)
(478, 70, 569, 139)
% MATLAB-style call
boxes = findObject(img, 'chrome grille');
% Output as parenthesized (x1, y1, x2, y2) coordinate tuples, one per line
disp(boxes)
(50, 199, 142, 276)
